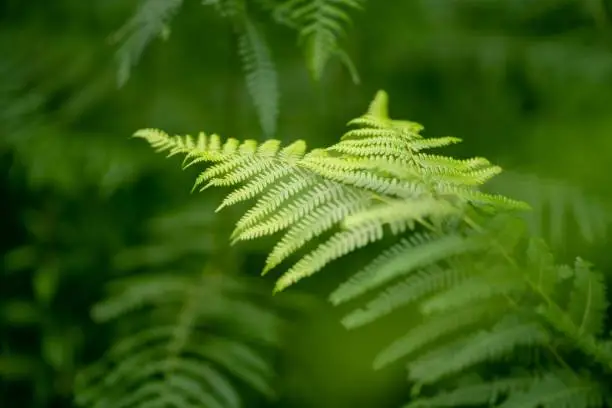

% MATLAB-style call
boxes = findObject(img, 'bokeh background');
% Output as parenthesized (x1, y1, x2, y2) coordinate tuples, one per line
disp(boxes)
(2, 0, 612, 407)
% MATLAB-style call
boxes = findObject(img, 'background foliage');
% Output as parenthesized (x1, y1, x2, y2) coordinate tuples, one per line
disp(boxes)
(1, 0, 612, 407)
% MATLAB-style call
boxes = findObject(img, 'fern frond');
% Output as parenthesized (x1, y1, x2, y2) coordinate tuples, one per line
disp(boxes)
(486, 170, 611, 246)
(534, 257, 612, 369)
(274, 222, 384, 292)
(329, 232, 483, 305)
(133, 89, 612, 408)
(231, 171, 317, 236)
(135, 90, 524, 295)
(75, 271, 279, 408)
(405, 375, 534, 408)
(341, 198, 459, 233)
(113, 0, 183, 87)
(420, 268, 525, 315)
(567, 258, 608, 337)
(340, 266, 466, 329)
(238, 18, 279, 136)
(497, 371, 603, 408)
(275, 0, 364, 80)
(300, 155, 425, 198)
(374, 301, 502, 370)
(215, 164, 295, 211)
(233, 180, 361, 242)
(407, 316, 550, 384)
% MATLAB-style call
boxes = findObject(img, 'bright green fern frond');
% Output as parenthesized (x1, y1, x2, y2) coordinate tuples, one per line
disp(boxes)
(75, 271, 280, 408)
(341, 198, 459, 233)
(231, 170, 318, 238)
(274, 221, 384, 292)
(134, 129, 309, 196)
(275, 0, 364, 81)
(261, 185, 371, 272)
(135, 90, 524, 295)
(215, 164, 295, 211)
(234, 180, 364, 242)
(238, 18, 279, 136)
(113, 0, 183, 87)
(328, 134, 409, 158)
(408, 136, 463, 152)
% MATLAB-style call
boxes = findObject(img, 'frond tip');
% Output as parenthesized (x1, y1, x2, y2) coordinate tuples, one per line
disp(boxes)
(275, 0, 364, 81)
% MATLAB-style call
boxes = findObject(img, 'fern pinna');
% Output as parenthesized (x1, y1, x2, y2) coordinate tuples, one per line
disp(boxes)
(135, 91, 612, 407)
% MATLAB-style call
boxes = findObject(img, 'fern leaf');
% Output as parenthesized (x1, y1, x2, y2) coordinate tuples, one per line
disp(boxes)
(234, 180, 362, 242)
(135, 90, 526, 295)
(373, 301, 500, 370)
(420, 267, 524, 315)
(485, 170, 611, 246)
(75, 271, 278, 408)
(341, 266, 466, 329)
(330, 232, 483, 305)
(275, 0, 364, 80)
(113, 0, 183, 87)
(232, 171, 317, 237)
(405, 375, 534, 408)
(238, 18, 279, 136)
(341, 198, 459, 233)
(301, 155, 424, 198)
(262, 190, 369, 273)
(497, 371, 603, 408)
(537, 302, 612, 370)
(274, 222, 384, 292)
(567, 258, 608, 337)
(408, 136, 462, 152)
(407, 316, 550, 384)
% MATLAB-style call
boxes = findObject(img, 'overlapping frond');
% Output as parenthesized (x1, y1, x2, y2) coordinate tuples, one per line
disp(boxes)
(408, 316, 551, 385)
(496, 371, 604, 408)
(74, 271, 280, 408)
(274, 0, 364, 81)
(113, 0, 183, 87)
(406, 371, 604, 408)
(404, 374, 534, 408)
(370, 235, 612, 407)
(238, 18, 279, 136)
(486, 171, 611, 247)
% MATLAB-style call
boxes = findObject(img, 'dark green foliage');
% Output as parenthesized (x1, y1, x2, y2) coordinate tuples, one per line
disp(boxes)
(74, 201, 285, 408)
(75, 270, 280, 408)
